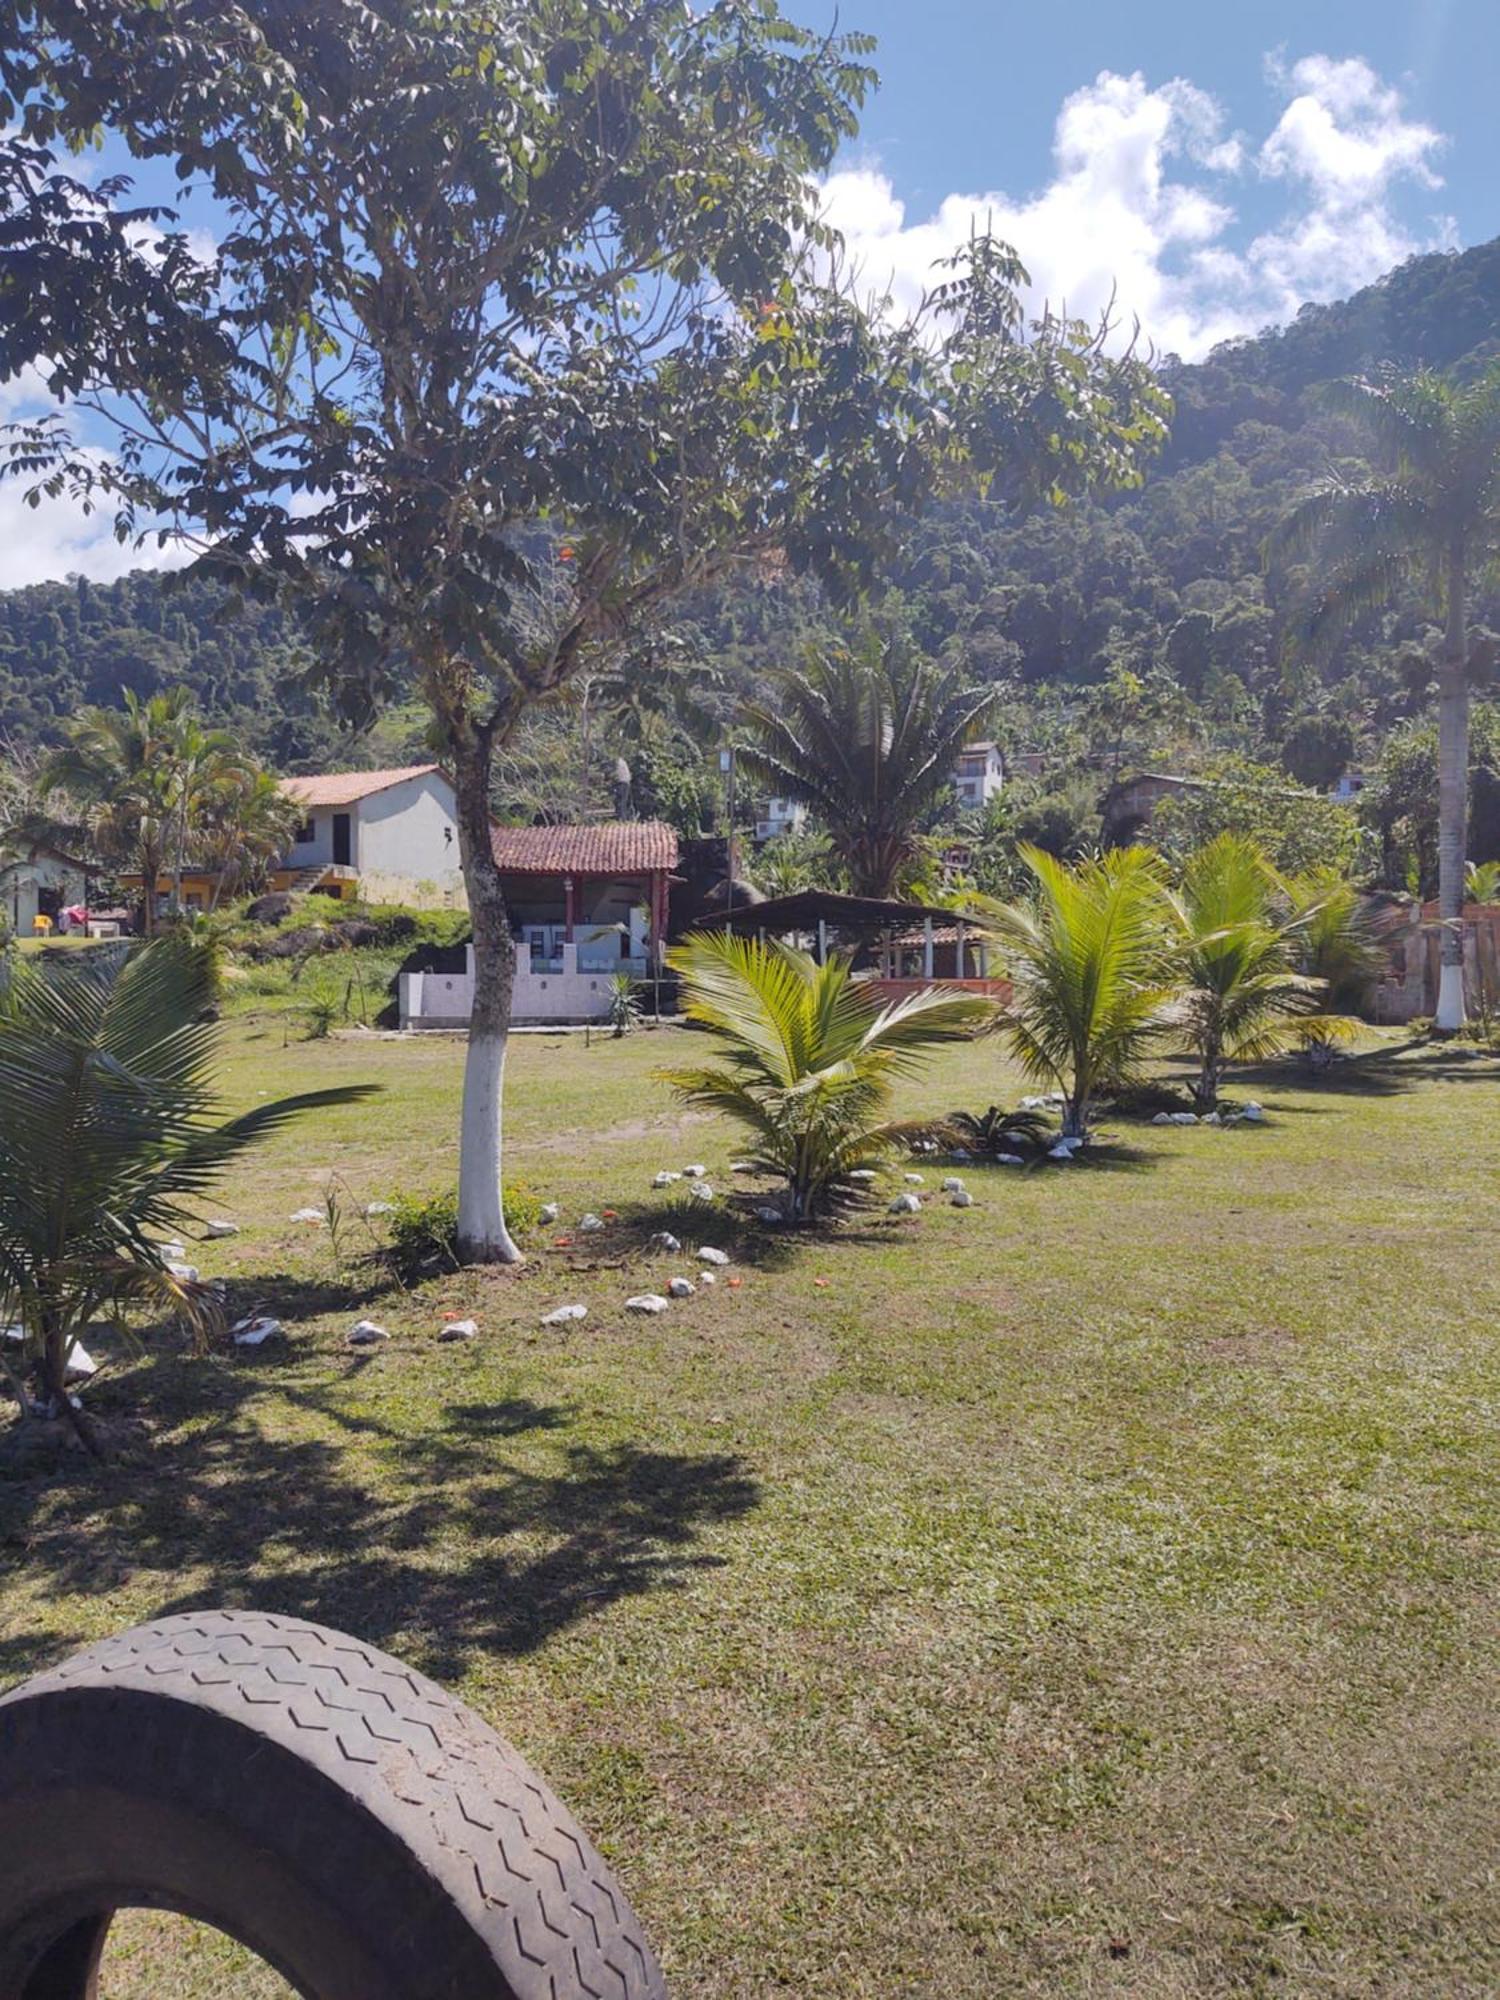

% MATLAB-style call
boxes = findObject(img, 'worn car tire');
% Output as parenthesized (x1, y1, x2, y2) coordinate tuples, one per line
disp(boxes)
(0, 1610, 667, 2000)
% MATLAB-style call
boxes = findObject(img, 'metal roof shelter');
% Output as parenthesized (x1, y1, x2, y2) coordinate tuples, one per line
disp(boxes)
(704, 887, 987, 978)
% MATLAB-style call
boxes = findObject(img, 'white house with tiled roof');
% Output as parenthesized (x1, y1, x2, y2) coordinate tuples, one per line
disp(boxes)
(276, 763, 464, 906)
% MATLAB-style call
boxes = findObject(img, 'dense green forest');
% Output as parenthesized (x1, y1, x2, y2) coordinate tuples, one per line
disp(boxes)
(3, 233, 1500, 873)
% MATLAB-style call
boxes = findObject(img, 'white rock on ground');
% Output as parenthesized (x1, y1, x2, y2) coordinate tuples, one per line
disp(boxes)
(730, 1161, 755, 1173)
(1242, 1102, 1266, 1121)
(848, 1170, 878, 1183)
(579, 1214, 605, 1232)
(903, 1172, 925, 1185)
(652, 1231, 682, 1254)
(682, 1164, 706, 1178)
(951, 1189, 975, 1208)
(439, 1318, 479, 1342)
(204, 1220, 240, 1239)
(689, 1183, 715, 1201)
(5, 1327, 97, 1380)
(941, 1176, 965, 1192)
(232, 1316, 282, 1349)
(1151, 1111, 1174, 1125)
(540, 1304, 588, 1327)
(1203, 1111, 1222, 1126)
(1171, 1112, 1199, 1126)
(699, 1271, 718, 1286)
(1048, 1143, 1076, 1161)
(755, 1206, 784, 1225)
(347, 1319, 390, 1346)
(996, 1152, 1025, 1166)
(539, 1203, 560, 1225)
(652, 1171, 681, 1188)
(889, 1192, 921, 1214)
(289, 1208, 324, 1224)
(625, 1294, 670, 1314)
(364, 1202, 394, 1218)
(697, 1246, 731, 1266)
(166, 1262, 200, 1283)
(667, 1277, 696, 1298)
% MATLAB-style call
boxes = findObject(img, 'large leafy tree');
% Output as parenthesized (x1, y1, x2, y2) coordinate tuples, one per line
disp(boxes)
(0, 937, 372, 1452)
(738, 623, 997, 896)
(659, 929, 989, 1220)
(2, 2, 1168, 1263)
(1271, 365, 1500, 1030)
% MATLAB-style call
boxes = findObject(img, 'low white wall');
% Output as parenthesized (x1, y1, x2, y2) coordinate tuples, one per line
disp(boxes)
(400, 943, 647, 1027)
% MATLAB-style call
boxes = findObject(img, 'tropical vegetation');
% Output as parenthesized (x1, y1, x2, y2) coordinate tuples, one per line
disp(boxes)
(659, 931, 989, 1220)
(0, 936, 372, 1450)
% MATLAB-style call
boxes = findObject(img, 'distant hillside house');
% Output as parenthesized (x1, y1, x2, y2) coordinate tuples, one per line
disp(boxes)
(953, 741, 1004, 809)
(753, 795, 808, 844)
(400, 819, 679, 1028)
(1, 840, 89, 935)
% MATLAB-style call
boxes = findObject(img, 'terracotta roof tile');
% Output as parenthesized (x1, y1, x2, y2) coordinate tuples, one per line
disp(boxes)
(491, 821, 678, 875)
(278, 764, 441, 808)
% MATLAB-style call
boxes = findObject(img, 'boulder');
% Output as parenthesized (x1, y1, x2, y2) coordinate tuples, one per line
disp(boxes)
(540, 1304, 588, 1327)
(439, 1318, 479, 1342)
(347, 1318, 389, 1346)
(889, 1192, 921, 1214)
(848, 1170, 878, 1184)
(696, 1246, 731, 1266)
(682, 1164, 707, 1178)
(156, 1240, 186, 1260)
(652, 1231, 682, 1254)
(1047, 1143, 1075, 1162)
(539, 1203, 560, 1225)
(244, 891, 295, 926)
(754, 1205, 784, 1226)
(1151, 1111, 1174, 1126)
(625, 1293, 670, 1315)
(688, 1182, 715, 1201)
(941, 1176, 966, 1193)
(667, 1277, 697, 1298)
(204, 1220, 240, 1239)
(166, 1261, 200, 1283)
(1170, 1112, 1199, 1127)
(996, 1152, 1025, 1166)
(951, 1189, 975, 1208)
(730, 1161, 756, 1173)
(5, 1327, 97, 1381)
(699, 1271, 718, 1287)
(1202, 1111, 1222, 1126)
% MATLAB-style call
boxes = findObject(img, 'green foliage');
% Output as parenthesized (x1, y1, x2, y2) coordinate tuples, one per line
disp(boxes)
(659, 931, 990, 1222)
(0, 937, 374, 1433)
(606, 973, 641, 1039)
(1150, 757, 1367, 876)
(738, 622, 997, 898)
(382, 1183, 541, 1282)
(1167, 834, 1321, 1108)
(980, 846, 1176, 1136)
(750, 825, 844, 899)
(1282, 868, 1388, 1053)
(1360, 706, 1500, 893)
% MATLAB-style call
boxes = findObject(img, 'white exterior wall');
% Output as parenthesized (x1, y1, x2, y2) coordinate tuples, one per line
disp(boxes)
(953, 748, 1004, 809)
(355, 772, 464, 903)
(2, 856, 86, 933)
(283, 807, 342, 869)
(401, 942, 642, 1027)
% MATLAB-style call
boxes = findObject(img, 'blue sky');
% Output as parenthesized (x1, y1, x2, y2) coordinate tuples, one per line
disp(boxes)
(3, 0, 1495, 589)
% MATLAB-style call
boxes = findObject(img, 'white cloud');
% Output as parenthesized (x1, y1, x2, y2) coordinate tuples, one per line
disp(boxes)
(0, 468, 187, 592)
(819, 52, 1451, 361)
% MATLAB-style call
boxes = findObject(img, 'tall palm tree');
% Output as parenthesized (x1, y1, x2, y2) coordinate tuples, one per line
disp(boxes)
(200, 766, 303, 910)
(1270, 363, 1500, 1030)
(162, 708, 248, 916)
(0, 936, 374, 1452)
(1167, 834, 1321, 1110)
(979, 845, 1174, 1137)
(737, 626, 996, 898)
(658, 931, 991, 1220)
(39, 689, 185, 936)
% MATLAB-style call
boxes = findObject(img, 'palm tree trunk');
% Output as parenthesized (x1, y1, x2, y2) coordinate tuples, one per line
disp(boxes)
(450, 728, 522, 1265)
(1435, 544, 1469, 1033)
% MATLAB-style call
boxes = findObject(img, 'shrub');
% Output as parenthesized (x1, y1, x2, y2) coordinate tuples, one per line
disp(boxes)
(381, 1182, 541, 1280)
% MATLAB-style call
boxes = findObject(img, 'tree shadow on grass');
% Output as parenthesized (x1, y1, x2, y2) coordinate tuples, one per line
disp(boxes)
(0, 1357, 760, 1686)
(1228, 1043, 1500, 1099)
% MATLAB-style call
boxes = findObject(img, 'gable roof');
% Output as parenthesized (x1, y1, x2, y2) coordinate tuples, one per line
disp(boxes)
(491, 821, 678, 875)
(278, 764, 442, 809)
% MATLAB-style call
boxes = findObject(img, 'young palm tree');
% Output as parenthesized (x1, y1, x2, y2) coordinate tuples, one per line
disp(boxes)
(1270, 364, 1500, 1030)
(201, 766, 304, 910)
(1168, 833, 1322, 1110)
(658, 931, 991, 1220)
(39, 689, 185, 936)
(1464, 859, 1500, 905)
(737, 625, 996, 898)
(0, 937, 374, 1451)
(979, 845, 1174, 1137)
(1283, 868, 1387, 1061)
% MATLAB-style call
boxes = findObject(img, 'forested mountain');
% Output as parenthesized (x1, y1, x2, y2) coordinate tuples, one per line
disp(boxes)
(4, 234, 1500, 816)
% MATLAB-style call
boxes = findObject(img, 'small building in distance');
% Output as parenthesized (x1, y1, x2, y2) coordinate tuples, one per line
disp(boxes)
(276, 764, 465, 905)
(753, 795, 808, 844)
(952, 740, 1004, 810)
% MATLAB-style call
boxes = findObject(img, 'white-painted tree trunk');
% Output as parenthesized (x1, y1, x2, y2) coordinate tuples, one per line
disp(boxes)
(1434, 545, 1469, 1033)
(451, 724, 523, 1264)
(458, 1022, 521, 1261)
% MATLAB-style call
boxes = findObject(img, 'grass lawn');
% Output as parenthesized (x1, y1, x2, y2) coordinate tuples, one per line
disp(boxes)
(3, 1015, 1498, 1996)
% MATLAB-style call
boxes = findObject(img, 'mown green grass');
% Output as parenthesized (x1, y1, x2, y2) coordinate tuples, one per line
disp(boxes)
(3, 1016, 1497, 1997)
